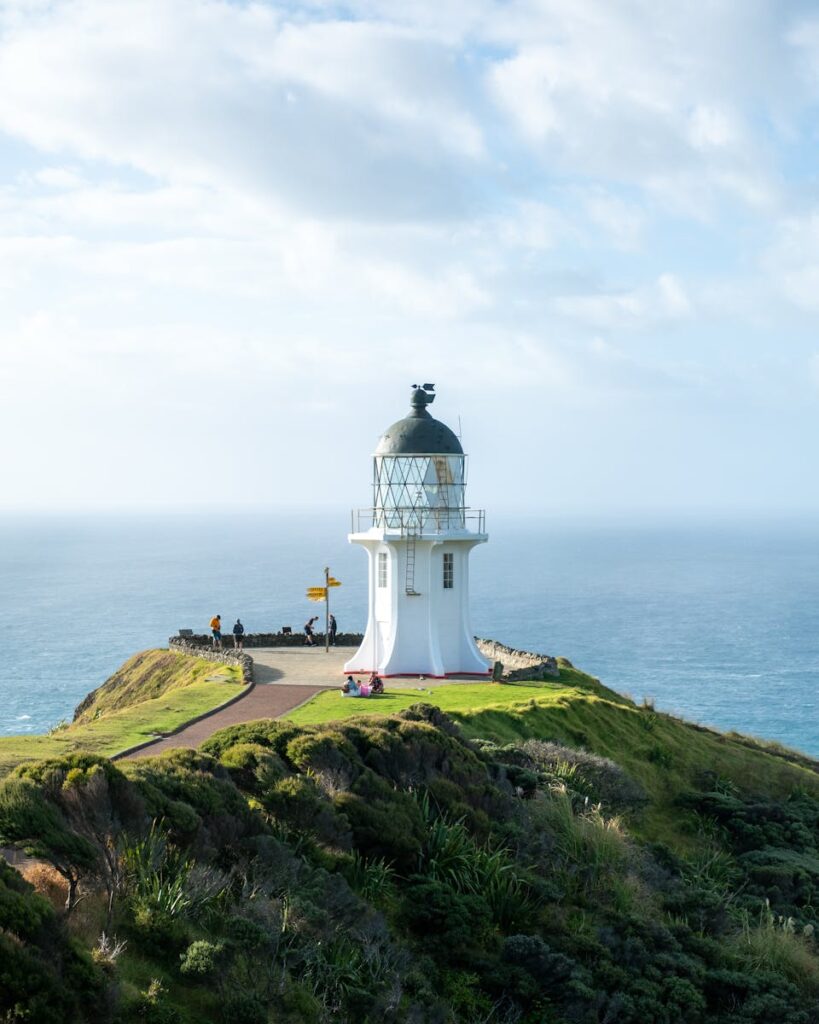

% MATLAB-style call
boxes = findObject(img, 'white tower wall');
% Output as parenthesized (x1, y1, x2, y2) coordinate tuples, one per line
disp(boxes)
(344, 533, 489, 677)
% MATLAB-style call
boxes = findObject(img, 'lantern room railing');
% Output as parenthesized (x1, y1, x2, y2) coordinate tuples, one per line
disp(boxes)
(351, 507, 486, 535)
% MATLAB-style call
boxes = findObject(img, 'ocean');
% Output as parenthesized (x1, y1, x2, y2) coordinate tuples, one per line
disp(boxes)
(1, 511, 818, 754)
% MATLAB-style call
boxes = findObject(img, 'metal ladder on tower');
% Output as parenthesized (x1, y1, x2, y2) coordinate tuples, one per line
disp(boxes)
(405, 529, 420, 595)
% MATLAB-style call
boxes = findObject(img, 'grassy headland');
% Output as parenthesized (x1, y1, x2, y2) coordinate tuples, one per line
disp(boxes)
(0, 650, 243, 777)
(6, 650, 819, 1022)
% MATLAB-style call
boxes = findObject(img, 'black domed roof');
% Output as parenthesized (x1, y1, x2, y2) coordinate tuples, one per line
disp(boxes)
(375, 387, 463, 456)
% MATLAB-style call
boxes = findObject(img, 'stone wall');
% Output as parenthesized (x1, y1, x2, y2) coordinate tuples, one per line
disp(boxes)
(475, 638, 559, 681)
(171, 632, 364, 649)
(168, 638, 254, 683)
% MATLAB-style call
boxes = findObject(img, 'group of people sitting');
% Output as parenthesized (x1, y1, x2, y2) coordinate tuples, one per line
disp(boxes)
(342, 672, 385, 698)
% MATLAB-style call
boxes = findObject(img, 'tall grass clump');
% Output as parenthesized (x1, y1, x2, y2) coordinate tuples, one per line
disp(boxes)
(534, 786, 629, 898)
(121, 821, 227, 924)
(731, 901, 819, 994)
(416, 793, 531, 928)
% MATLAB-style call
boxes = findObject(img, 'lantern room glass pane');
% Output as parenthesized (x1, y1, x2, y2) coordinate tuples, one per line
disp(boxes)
(373, 455, 465, 530)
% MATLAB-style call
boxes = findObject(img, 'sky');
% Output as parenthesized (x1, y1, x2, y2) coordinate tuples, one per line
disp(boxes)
(1, 0, 819, 516)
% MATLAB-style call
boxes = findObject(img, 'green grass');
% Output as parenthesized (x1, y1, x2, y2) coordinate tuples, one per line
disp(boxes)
(284, 665, 624, 727)
(0, 650, 243, 777)
(284, 679, 593, 726)
(285, 666, 819, 850)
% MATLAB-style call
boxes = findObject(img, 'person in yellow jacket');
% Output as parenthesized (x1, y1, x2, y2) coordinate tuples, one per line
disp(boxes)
(210, 614, 222, 649)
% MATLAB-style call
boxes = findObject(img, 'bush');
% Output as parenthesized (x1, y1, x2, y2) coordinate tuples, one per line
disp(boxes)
(179, 939, 225, 978)
(522, 740, 647, 812)
(122, 979, 181, 1024)
(221, 990, 267, 1024)
(399, 876, 494, 964)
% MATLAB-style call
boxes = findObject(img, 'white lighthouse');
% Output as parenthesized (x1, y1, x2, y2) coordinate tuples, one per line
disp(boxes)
(344, 384, 491, 678)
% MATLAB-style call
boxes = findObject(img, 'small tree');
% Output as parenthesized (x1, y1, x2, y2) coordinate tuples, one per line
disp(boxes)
(1, 754, 144, 921)
(0, 776, 96, 913)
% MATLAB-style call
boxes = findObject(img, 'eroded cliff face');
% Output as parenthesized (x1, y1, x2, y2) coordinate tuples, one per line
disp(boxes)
(72, 649, 239, 722)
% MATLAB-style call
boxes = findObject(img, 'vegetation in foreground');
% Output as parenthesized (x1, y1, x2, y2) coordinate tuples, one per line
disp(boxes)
(0, 651, 242, 777)
(4, 691, 819, 1023)
(288, 663, 819, 850)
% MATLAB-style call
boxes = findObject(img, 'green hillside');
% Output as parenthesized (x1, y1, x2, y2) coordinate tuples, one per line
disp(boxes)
(288, 665, 819, 850)
(5, 654, 819, 1023)
(0, 650, 243, 776)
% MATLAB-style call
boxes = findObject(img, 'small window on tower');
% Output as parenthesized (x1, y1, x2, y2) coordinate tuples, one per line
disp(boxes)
(443, 552, 454, 589)
(378, 552, 388, 588)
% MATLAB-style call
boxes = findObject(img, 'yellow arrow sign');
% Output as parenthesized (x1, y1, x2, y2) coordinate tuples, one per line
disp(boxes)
(327, 577, 342, 587)
(306, 588, 327, 600)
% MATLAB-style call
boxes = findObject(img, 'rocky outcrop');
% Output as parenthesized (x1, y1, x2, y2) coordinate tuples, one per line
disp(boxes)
(475, 638, 559, 681)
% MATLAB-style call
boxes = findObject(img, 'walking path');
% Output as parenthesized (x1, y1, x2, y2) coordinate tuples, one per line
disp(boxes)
(123, 647, 349, 759)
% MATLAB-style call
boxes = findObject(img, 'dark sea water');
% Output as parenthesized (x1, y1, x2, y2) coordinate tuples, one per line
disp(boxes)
(1, 511, 818, 754)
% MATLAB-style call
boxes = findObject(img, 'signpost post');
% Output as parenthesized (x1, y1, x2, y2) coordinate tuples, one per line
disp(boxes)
(305, 569, 342, 653)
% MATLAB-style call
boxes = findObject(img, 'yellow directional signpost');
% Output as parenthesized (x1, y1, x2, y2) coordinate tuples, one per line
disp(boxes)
(305, 567, 342, 652)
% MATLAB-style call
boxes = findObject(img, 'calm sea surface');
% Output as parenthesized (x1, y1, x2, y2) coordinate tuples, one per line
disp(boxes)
(1, 511, 818, 754)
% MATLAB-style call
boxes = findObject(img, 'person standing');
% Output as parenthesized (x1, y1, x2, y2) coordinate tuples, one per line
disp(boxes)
(304, 616, 318, 646)
(233, 618, 245, 650)
(210, 614, 222, 649)
(328, 614, 337, 646)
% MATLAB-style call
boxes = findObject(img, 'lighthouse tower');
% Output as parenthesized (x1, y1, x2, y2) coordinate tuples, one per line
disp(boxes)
(344, 384, 491, 678)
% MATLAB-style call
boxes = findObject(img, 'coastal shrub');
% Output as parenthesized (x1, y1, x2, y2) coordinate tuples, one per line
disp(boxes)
(123, 750, 259, 860)
(221, 991, 267, 1024)
(683, 790, 818, 854)
(200, 720, 304, 762)
(738, 848, 819, 911)
(120, 979, 182, 1024)
(399, 876, 494, 963)
(264, 774, 351, 849)
(0, 857, 105, 1023)
(489, 933, 577, 1007)
(521, 739, 647, 811)
(335, 772, 425, 868)
(217, 742, 288, 794)
(179, 939, 226, 978)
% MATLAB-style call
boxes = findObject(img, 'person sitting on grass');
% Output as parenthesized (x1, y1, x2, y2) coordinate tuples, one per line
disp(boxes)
(369, 673, 384, 695)
(342, 676, 360, 697)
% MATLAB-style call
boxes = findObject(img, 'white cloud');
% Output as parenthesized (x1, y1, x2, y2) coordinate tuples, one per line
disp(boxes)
(0, 0, 484, 221)
(764, 213, 819, 312)
(553, 273, 692, 331)
(0, 0, 817, 510)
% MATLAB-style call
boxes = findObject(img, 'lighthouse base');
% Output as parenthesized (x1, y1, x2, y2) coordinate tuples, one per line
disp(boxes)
(343, 530, 491, 679)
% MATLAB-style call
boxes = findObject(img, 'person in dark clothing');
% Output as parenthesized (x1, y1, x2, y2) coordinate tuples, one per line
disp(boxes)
(233, 619, 245, 650)
(328, 614, 337, 646)
(304, 616, 318, 646)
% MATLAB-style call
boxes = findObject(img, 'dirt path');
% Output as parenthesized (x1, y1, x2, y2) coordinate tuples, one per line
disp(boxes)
(122, 647, 349, 759)
(122, 683, 326, 757)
